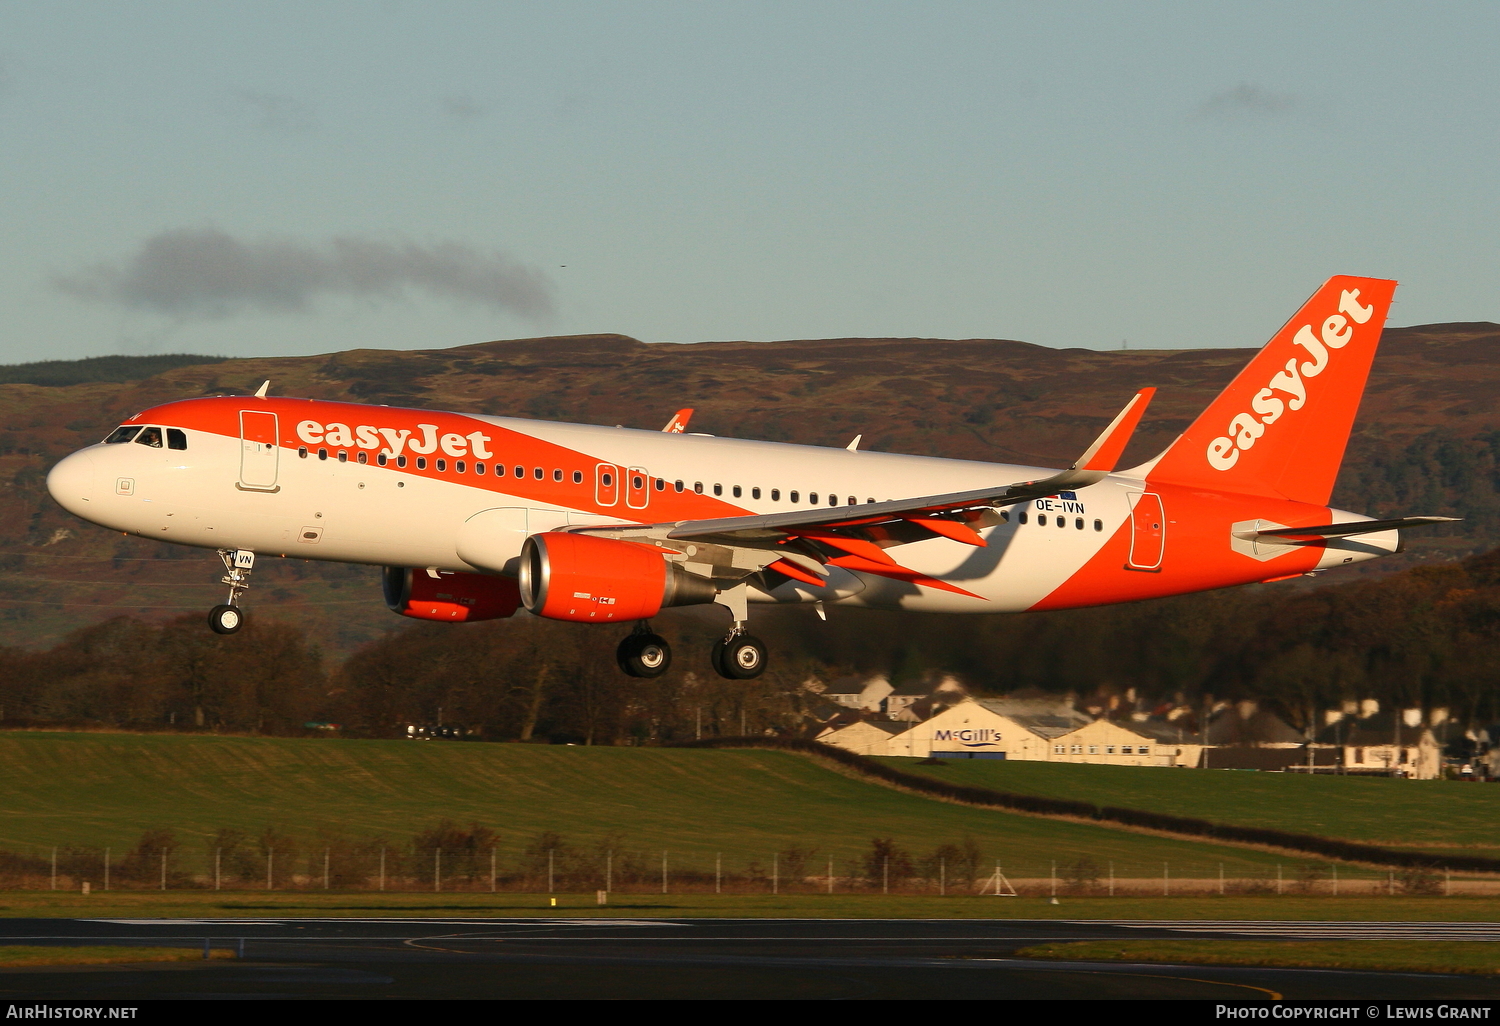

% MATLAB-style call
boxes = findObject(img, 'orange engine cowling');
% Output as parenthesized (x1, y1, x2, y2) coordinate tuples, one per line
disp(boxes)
(519, 532, 717, 623)
(382, 567, 523, 622)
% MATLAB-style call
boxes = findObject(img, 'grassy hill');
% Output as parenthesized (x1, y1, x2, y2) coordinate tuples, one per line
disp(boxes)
(891, 758, 1500, 853)
(0, 731, 1330, 879)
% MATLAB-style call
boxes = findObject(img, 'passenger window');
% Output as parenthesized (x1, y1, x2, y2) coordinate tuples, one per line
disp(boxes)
(475, 462, 485, 475)
(533, 468, 543, 480)
(319, 448, 329, 461)
(338, 451, 348, 463)
(1018, 511, 1028, 524)
(1075, 517, 1083, 530)
(415, 457, 426, 469)
(654, 478, 664, 491)
(809, 492, 818, 504)
(299, 447, 308, 459)
(732, 485, 742, 498)
(1000, 510, 1010, 522)
(357, 452, 368, 465)
(847, 495, 855, 505)
(694, 482, 703, 494)
(166, 429, 187, 450)
(1094, 519, 1102, 531)
(457, 461, 466, 474)
(397, 455, 408, 468)
(573, 471, 582, 483)
(790, 491, 800, 503)
(713, 484, 722, 496)
(515, 466, 524, 478)
(436, 459, 447, 472)
(674, 480, 684, 492)
(770, 489, 779, 501)
(829, 494, 838, 506)
(135, 426, 164, 448)
(377, 453, 388, 466)
(1056, 516, 1065, 529)
(553, 469, 563, 482)
(104, 426, 141, 444)
(751, 487, 760, 499)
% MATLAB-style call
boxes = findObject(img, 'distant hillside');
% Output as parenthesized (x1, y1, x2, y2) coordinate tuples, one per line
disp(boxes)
(0, 323, 1495, 653)
(0, 354, 227, 387)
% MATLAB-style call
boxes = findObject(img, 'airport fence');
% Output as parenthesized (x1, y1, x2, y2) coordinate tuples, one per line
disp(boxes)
(0, 842, 1482, 896)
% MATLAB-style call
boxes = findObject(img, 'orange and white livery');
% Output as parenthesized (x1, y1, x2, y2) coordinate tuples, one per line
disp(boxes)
(46, 276, 1455, 679)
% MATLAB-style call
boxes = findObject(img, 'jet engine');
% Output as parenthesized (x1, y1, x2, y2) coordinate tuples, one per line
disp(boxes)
(519, 532, 716, 623)
(382, 567, 523, 622)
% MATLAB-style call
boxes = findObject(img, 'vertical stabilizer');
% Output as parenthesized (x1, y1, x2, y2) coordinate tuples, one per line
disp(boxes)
(1148, 275, 1396, 505)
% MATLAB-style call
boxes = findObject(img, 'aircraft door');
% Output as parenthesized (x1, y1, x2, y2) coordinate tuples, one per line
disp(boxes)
(625, 467, 649, 510)
(595, 463, 619, 506)
(1127, 492, 1164, 571)
(238, 411, 280, 491)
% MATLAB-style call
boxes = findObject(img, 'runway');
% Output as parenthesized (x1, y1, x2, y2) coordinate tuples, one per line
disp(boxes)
(0, 917, 1496, 1000)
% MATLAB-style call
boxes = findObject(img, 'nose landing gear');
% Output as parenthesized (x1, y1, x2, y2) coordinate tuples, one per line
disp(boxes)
(617, 623, 672, 678)
(208, 549, 255, 635)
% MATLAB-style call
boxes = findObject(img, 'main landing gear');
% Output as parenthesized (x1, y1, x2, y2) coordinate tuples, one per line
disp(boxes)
(208, 549, 254, 635)
(614, 623, 768, 680)
(712, 627, 767, 680)
(617, 624, 672, 678)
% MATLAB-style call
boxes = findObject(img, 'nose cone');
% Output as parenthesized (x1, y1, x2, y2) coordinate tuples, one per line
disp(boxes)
(47, 450, 98, 518)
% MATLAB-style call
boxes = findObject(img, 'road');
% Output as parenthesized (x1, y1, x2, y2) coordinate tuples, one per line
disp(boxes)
(0, 917, 1496, 1000)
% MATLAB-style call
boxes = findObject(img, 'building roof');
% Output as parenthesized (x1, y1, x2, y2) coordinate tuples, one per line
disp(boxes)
(1123, 719, 1204, 746)
(1206, 707, 1306, 746)
(975, 697, 1088, 722)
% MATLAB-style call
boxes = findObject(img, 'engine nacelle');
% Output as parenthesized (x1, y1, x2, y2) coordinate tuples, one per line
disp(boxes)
(382, 567, 522, 622)
(519, 532, 717, 623)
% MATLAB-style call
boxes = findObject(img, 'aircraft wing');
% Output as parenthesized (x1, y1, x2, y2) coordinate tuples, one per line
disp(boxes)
(565, 389, 1156, 589)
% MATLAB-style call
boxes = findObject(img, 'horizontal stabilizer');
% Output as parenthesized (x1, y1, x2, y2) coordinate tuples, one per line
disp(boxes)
(1252, 516, 1461, 541)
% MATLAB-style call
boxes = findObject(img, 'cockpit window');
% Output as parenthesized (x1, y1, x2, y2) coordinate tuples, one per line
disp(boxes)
(135, 426, 164, 448)
(104, 426, 141, 444)
(166, 428, 187, 450)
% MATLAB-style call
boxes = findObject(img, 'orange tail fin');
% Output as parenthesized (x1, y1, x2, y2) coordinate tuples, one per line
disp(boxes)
(1146, 275, 1396, 505)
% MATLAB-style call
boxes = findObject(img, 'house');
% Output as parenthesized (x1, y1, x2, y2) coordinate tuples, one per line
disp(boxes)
(813, 675, 894, 713)
(1327, 718, 1443, 779)
(1311, 707, 1444, 780)
(884, 674, 969, 722)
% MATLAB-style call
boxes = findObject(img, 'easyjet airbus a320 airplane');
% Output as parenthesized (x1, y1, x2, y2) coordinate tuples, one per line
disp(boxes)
(46, 276, 1455, 679)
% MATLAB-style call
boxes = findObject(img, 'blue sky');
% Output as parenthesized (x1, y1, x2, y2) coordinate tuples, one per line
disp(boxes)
(1, 1, 1496, 362)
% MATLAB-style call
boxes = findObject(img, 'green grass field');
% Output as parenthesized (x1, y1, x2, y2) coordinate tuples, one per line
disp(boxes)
(0, 891, 1498, 921)
(888, 757, 1500, 851)
(0, 731, 1365, 879)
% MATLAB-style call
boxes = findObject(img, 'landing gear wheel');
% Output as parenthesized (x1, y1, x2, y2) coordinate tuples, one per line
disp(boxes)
(617, 633, 672, 678)
(208, 604, 244, 635)
(713, 634, 767, 680)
